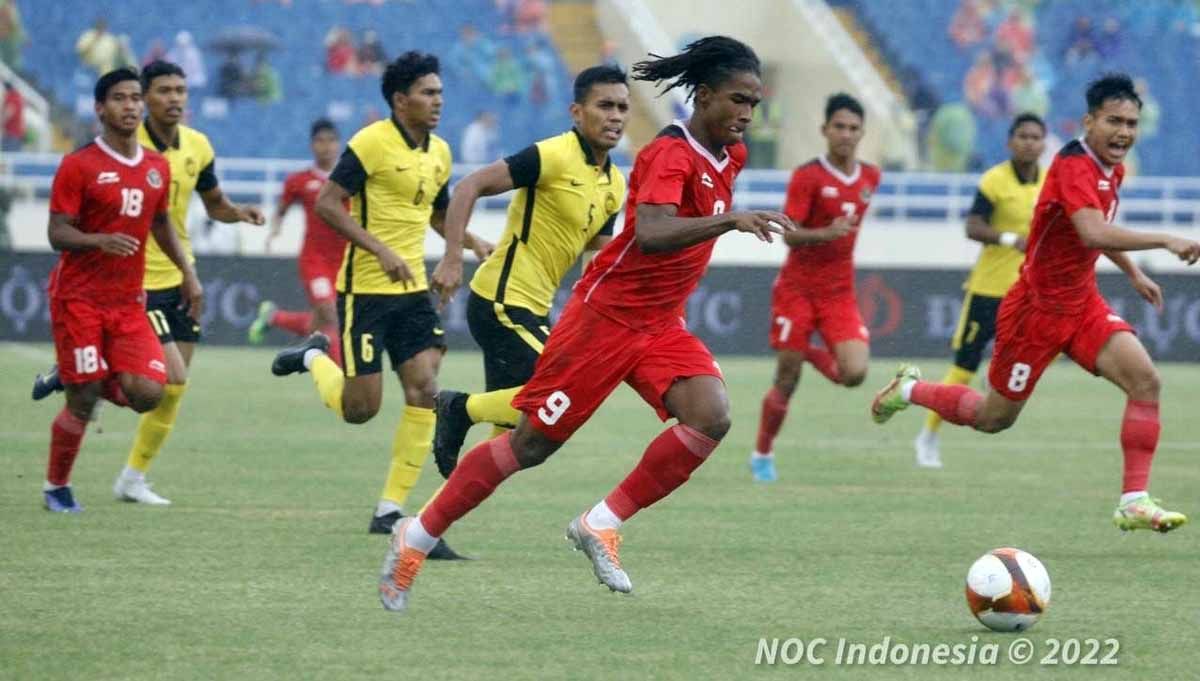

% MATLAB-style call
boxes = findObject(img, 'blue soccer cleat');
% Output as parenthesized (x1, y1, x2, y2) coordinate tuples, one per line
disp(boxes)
(32, 365, 64, 401)
(749, 454, 778, 483)
(43, 486, 83, 513)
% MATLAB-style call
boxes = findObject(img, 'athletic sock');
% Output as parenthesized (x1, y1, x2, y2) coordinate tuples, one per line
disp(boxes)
(308, 354, 344, 419)
(379, 406, 436, 509)
(126, 383, 187, 473)
(755, 386, 789, 454)
(909, 381, 982, 427)
(420, 431, 520, 537)
(1120, 400, 1159, 494)
(271, 309, 313, 336)
(924, 366, 975, 433)
(602, 424, 718, 523)
(584, 499, 623, 531)
(806, 346, 841, 384)
(465, 386, 522, 427)
(47, 408, 87, 486)
(319, 323, 342, 367)
(403, 516, 440, 554)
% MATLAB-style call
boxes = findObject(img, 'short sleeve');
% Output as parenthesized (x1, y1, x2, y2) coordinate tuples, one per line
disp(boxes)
(195, 159, 218, 193)
(599, 213, 617, 236)
(432, 182, 450, 211)
(783, 166, 816, 224)
(49, 155, 84, 217)
(279, 174, 299, 210)
(155, 163, 172, 217)
(1059, 158, 1105, 216)
(967, 190, 995, 222)
(504, 144, 541, 188)
(329, 147, 368, 195)
(634, 143, 690, 207)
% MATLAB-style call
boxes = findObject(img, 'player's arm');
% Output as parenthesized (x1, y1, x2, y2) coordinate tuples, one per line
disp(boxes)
(1071, 209, 1199, 263)
(780, 169, 849, 247)
(47, 213, 139, 255)
(428, 204, 494, 260)
(965, 189, 1026, 252)
(1104, 250, 1164, 311)
(195, 160, 266, 226)
(150, 211, 204, 319)
(580, 217, 615, 267)
(636, 204, 793, 253)
(266, 179, 296, 252)
(316, 152, 415, 286)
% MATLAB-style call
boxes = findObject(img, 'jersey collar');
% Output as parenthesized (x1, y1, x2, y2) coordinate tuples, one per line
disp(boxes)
(818, 155, 861, 185)
(141, 120, 180, 151)
(571, 127, 613, 178)
(672, 119, 730, 173)
(94, 135, 145, 167)
(391, 115, 429, 152)
(1009, 160, 1040, 185)
(1078, 138, 1115, 178)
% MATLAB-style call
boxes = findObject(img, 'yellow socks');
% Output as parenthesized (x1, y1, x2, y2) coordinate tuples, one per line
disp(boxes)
(310, 354, 345, 419)
(465, 386, 521, 428)
(924, 366, 976, 432)
(126, 383, 187, 472)
(380, 405, 436, 509)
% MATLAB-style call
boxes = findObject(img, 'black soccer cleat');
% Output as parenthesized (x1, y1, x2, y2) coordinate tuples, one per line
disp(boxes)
(369, 509, 471, 560)
(427, 537, 470, 561)
(433, 390, 473, 478)
(32, 365, 64, 401)
(271, 332, 330, 376)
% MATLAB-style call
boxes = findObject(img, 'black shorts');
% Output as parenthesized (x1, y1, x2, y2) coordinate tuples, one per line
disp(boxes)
(338, 291, 446, 376)
(145, 287, 201, 344)
(951, 292, 1002, 372)
(467, 291, 550, 391)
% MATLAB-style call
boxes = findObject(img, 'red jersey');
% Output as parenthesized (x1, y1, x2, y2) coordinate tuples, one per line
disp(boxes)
(1022, 139, 1124, 314)
(579, 123, 746, 332)
(281, 167, 346, 267)
(48, 138, 171, 304)
(777, 156, 881, 296)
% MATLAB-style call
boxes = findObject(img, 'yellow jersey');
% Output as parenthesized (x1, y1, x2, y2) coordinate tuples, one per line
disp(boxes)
(471, 129, 626, 316)
(137, 122, 217, 291)
(963, 160, 1044, 297)
(329, 117, 452, 295)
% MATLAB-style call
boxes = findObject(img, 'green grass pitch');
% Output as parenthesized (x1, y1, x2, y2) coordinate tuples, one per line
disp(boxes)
(2, 343, 1197, 680)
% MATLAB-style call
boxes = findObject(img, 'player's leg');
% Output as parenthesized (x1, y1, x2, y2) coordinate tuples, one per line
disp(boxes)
(310, 299, 341, 366)
(818, 294, 871, 388)
(373, 346, 441, 531)
(44, 382, 101, 512)
(751, 350, 803, 482)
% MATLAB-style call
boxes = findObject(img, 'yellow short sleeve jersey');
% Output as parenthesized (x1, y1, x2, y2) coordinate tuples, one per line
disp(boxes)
(470, 129, 627, 316)
(963, 161, 1044, 297)
(330, 117, 452, 295)
(137, 122, 217, 291)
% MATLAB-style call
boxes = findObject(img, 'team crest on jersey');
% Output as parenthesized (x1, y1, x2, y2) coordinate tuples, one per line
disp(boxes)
(1098, 179, 1111, 191)
(700, 172, 714, 188)
(860, 187, 873, 202)
(821, 186, 839, 198)
(185, 157, 197, 177)
(604, 192, 618, 214)
(306, 179, 322, 192)
(146, 168, 164, 189)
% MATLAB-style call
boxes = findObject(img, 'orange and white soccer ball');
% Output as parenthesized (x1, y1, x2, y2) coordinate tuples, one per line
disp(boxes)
(965, 548, 1051, 632)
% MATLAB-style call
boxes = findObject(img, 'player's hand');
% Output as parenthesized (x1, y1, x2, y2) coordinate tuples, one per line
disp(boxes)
(823, 216, 855, 241)
(732, 211, 794, 243)
(240, 205, 267, 226)
(180, 273, 205, 320)
(377, 249, 417, 288)
(1165, 236, 1200, 265)
(430, 257, 463, 311)
(1131, 272, 1164, 312)
(470, 236, 496, 261)
(1015, 235, 1028, 253)
(95, 233, 140, 256)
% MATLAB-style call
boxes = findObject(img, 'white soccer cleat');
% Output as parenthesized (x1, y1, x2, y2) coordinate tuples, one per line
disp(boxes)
(113, 475, 172, 506)
(914, 427, 942, 469)
(566, 514, 632, 594)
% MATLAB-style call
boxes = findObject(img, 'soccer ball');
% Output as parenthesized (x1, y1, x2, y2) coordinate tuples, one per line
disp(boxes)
(965, 548, 1051, 632)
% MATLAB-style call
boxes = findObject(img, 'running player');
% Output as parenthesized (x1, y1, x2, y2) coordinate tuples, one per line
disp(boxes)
(914, 113, 1046, 468)
(430, 64, 630, 477)
(377, 36, 795, 612)
(872, 73, 1200, 533)
(269, 52, 489, 555)
(248, 118, 346, 366)
(42, 68, 196, 512)
(750, 93, 880, 482)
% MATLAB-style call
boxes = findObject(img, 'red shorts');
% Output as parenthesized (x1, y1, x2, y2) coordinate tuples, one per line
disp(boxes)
(513, 297, 724, 442)
(299, 255, 340, 305)
(51, 297, 167, 385)
(988, 282, 1134, 401)
(769, 286, 869, 352)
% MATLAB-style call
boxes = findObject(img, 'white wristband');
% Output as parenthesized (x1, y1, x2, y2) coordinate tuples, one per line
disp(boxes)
(999, 232, 1019, 248)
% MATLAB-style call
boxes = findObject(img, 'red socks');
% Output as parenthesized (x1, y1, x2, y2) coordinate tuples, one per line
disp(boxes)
(321, 324, 342, 366)
(420, 432, 520, 537)
(604, 424, 718, 522)
(805, 347, 841, 384)
(910, 382, 982, 427)
(271, 310, 313, 337)
(1120, 400, 1159, 493)
(755, 386, 789, 453)
(47, 408, 87, 486)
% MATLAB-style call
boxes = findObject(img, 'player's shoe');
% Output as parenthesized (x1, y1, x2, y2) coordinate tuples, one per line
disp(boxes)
(749, 453, 777, 483)
(1112, 496, 1188, 533)
(914, 427, 942, 469)
(270, 332, 330, 376)
(369, 510, 469, 559)
(433, 390, 472, 478)
(566, 514, 632, 594)
(31, 365, 64, 401)
(247, 300, 276, 345)
(113, 474, 172, 506)
(871, 364, 921, 424)
(43, 486, 83, 513)
(378, 517, 428, 612)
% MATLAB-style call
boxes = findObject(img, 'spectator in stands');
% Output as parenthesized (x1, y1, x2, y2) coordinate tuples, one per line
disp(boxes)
(994, 9, 1034, 64)
(448, 24, 495, 87)
(600, 39, 621, 69)
(75, 18, 123, 75)
(357, 30, 386, 76)
(167, 31, 208, 89)
(217, 54, 246, 98)
(1010, 68, 1048, 117)
(116, 34, 138, 70)
(949, 0, 987, 49)
(142, 38, 168, 67)
(2, 80, 23, 152)
(964, 52, 1006, 118)
(927, 102, 976, 172)
(489, 47, 526, 104)
(524, 41, 558, 109)
(1095, 17, 1122, 60)
(325, 27, 358, 75)
(251, 54, 282, 103)
(1063, 17, 1096, 65)
(1135, 77, 1160, 142)
(514, 0, 548, 34)
(0, 0, 26, 71)
(459, 111, 498, 164)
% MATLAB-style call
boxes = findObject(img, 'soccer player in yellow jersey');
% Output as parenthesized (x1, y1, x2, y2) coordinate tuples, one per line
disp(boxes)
(270, 52, 490, 556)
(914, 112, 1046, 468)
(429, 65, 630, 477)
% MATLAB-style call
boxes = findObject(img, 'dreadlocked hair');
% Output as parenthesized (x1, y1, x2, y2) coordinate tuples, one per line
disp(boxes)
(631, 35, 760, 100)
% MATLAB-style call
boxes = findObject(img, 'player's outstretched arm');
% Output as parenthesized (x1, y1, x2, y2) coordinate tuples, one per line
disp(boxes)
(1105, 250, 1164, 311)
(1071, 208, 1199, 264)
(199, 186, 266, 226)
(150, 212, 205, 319)
(782, 215, 855, 247)
(315, 179, 415, 287)
(636, 204, 794, 254)
(47, 212, 138, 255)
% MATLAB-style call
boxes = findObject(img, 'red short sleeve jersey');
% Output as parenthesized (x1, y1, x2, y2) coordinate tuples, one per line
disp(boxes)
(1021, 139, 1123, 313)
(48, 138, 171, 304)
(777, 157, 881, 296)
(577, 122, 746, 332)
(282, 167, 346, 267)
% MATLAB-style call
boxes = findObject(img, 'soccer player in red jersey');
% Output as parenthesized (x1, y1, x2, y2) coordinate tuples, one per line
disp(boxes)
(249, 118, 346, 365)
(41, 68, 199, 512)
(872, 74, 1200, 533)
(751, 93, 881, 482)
(376, 36, 794, 611)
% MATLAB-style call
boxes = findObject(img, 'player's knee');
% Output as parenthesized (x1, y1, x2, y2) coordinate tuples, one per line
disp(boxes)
(341, 399, 378, 424)
(126, 389, 163, 413)
(840, 367, 867, 387)
(510, 424, 561, 469)
(1126, 368, 1161, 402)
(402, 382, 437, 408)
(684, 406, 731, 442)
(975, 412, 1015, 434)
